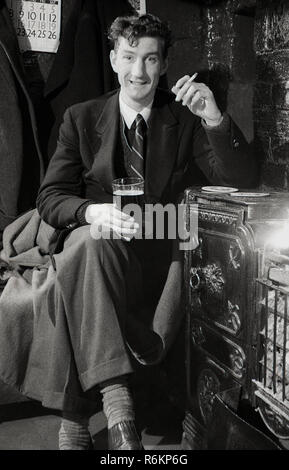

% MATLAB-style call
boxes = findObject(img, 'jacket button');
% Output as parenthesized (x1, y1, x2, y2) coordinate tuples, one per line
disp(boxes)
(233, 139, 240, 148)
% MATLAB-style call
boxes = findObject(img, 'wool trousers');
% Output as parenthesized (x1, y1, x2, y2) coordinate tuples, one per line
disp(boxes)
(31, 226, 168, 416)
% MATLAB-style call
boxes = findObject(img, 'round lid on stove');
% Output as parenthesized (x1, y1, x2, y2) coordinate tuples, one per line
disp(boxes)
(230, 192, 270, 197)
(201, 186, 239, 193)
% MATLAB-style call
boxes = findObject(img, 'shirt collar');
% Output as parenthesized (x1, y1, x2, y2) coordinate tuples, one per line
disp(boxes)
(119, 92, 153, 129)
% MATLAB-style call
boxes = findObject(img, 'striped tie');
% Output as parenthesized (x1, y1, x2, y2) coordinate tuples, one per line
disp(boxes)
(129, 113, 146, 179)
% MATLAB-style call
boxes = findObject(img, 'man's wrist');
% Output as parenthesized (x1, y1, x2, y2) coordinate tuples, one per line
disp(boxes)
(75, 201, 94, 225)
(204, 114, 223, 128)
(85, 204, 96, 224)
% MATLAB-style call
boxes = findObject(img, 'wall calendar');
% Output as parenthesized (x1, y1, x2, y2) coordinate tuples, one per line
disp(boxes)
(5, 0, 61, 53)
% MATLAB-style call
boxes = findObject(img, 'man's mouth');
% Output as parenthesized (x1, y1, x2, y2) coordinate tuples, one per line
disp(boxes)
(129, 80, 147, 86)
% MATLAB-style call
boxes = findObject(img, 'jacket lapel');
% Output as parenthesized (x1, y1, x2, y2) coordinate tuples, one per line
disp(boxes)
(84, 89, 179, 199)
(145, 91, 179, 203)
(85, 91, 120, 194)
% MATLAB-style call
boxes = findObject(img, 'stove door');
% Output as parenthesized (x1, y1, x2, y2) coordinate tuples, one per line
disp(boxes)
(189, 226, 255, 342)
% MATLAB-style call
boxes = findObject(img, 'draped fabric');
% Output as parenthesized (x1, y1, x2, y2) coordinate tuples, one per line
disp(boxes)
(0, 209, 183, 415)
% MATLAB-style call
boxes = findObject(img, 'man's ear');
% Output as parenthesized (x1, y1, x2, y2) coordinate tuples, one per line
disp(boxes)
(110, 50, 117, 73)
(160, 57, 169, 76)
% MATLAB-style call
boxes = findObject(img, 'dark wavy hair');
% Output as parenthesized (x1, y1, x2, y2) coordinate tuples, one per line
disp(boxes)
(108, 14, 172, 59)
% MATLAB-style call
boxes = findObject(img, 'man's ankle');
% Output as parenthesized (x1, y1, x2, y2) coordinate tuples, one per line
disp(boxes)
(58, 412, 91, 450)
(99, 378, 135, 429)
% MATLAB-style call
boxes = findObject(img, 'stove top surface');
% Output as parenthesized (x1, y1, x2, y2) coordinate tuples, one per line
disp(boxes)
(187, 188, 289, 220)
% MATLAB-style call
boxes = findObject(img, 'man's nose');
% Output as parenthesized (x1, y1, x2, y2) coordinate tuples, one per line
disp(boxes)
(131, 58, 145, 77)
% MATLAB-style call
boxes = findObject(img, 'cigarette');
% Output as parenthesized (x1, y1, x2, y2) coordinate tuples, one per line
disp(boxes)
(172, 72, 199, 99)
(188, 73, 198, 82)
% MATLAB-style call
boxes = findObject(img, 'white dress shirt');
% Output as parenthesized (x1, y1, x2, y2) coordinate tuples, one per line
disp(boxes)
(119, 92, 153, 129)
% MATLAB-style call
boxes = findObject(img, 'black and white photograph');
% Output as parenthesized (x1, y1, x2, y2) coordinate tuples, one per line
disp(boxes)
(0, 0, 288, 458)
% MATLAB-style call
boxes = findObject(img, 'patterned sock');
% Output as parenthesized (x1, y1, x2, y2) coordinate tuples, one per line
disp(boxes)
(58, 412, 91, 450)
(100, 377, 135, 429)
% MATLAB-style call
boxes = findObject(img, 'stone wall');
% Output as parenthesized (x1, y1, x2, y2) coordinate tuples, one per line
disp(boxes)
(149, 0, 289, 190)
(255, 0, 289, 190)
(202, 1, 255, 143)
(147, 0, 255, 142)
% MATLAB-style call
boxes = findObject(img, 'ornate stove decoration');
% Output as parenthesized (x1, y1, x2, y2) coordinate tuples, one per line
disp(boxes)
(229, 240, 242, 270)
(229, 345, 246, 378)
(191, 324, 205, 346)
(197, 368, 220, 425)
(194, 236, 203, 260)
(258, 400, 289, 439)
(189, 263, 225, 297)
(202, 263, 225, 297)
(198, 209, 237, 228)
(214, 300, 241, 335)
(227, 301, 241, 333)
(189, 267, 202, 291)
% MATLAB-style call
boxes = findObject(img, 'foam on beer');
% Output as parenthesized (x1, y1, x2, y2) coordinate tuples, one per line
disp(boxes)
(113, 189, 144, 196)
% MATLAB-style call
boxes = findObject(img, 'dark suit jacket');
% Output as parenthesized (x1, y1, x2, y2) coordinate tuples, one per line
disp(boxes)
(37, 88, 258, 229)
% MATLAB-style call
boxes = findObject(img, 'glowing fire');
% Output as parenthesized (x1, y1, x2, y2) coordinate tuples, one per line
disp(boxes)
(267, 222, 289, 250)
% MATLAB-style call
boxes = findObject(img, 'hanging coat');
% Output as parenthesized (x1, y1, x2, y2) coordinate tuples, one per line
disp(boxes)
(0, 1, 44, 249)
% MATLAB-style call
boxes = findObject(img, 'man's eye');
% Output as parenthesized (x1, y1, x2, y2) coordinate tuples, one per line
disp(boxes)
(148, 56, 158, 64)
(123, 55, 133, 61)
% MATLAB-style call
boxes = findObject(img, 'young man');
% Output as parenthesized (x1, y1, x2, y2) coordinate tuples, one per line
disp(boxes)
(0, 14, 258, 450)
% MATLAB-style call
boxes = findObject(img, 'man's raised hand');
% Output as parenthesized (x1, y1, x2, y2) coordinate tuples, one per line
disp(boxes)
(171, 74, 223, 127)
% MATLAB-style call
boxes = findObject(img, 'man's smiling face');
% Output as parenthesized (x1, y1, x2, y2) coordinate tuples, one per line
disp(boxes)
(110, 36, 168, 111)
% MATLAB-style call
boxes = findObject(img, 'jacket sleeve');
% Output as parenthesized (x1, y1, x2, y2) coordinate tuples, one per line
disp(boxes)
(36, 108, 94, 229)
(188, 112, 259, 188)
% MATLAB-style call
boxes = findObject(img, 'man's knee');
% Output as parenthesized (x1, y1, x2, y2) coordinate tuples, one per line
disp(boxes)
(64, 226, 129, 261)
